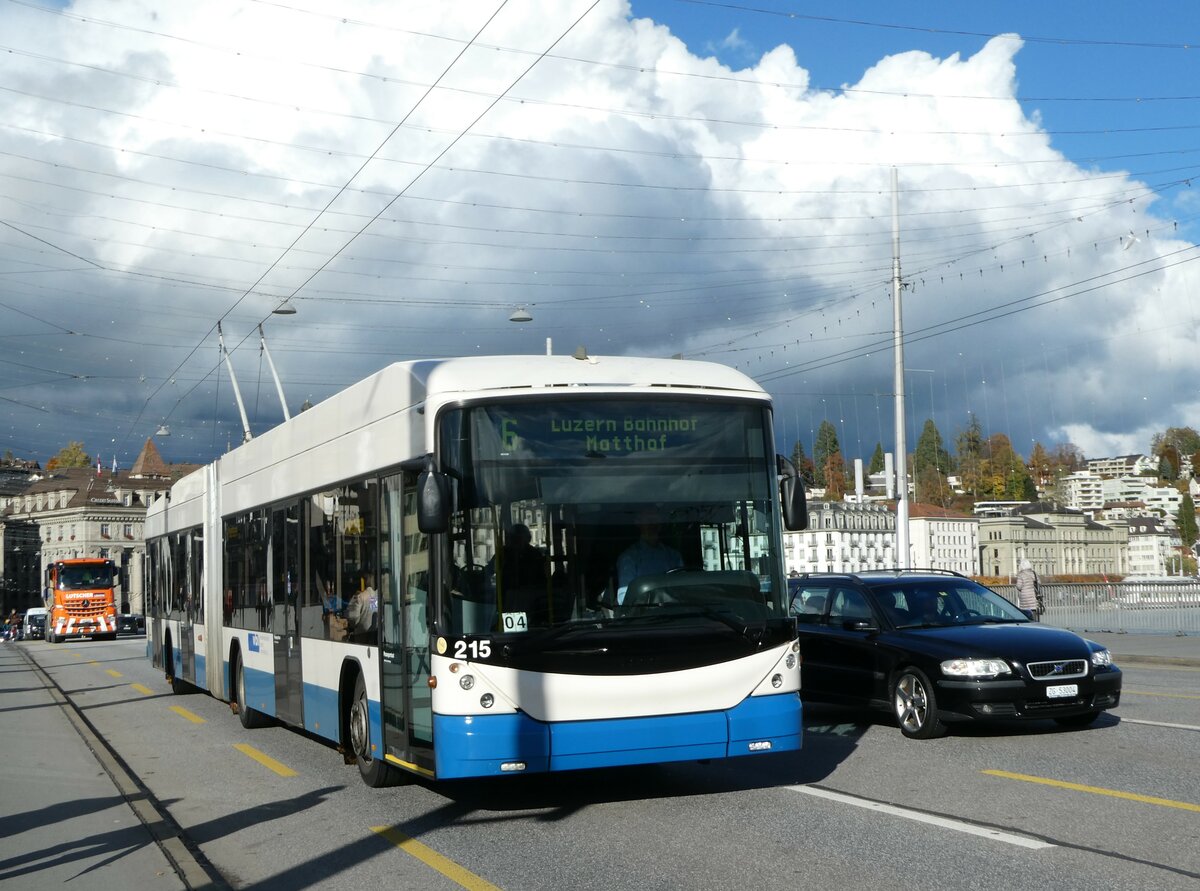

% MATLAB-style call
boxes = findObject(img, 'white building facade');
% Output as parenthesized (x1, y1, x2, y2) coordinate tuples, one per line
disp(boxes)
(909, 509, 980, 575)
(782, 501, 896, 575)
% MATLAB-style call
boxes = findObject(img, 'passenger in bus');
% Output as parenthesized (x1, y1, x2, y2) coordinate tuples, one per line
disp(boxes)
(347, 581, 378, 643)
(616, 508, 682, 604)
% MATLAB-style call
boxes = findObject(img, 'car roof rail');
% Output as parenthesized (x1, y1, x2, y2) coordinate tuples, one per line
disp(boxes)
(854, 567, 968, 578)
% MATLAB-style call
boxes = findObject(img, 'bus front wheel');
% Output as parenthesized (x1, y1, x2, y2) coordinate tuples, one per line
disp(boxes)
(349, 673, 403, 788)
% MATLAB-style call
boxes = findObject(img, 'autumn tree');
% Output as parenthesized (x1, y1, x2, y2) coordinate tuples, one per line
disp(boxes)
(823, 452, 848, 501)
(790, 441, 816, 486)
(980, 434, 1037, 500)
(46, 441, 91, 471)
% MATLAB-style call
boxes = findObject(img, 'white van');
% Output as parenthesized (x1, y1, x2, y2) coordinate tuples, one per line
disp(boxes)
(23, 607, 47, 640)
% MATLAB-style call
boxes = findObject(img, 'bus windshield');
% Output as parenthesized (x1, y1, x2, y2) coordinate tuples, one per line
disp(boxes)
(439, 397, 786, 637)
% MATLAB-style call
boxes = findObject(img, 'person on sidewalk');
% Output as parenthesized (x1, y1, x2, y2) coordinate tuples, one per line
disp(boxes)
(1016, 559, 1043, 620)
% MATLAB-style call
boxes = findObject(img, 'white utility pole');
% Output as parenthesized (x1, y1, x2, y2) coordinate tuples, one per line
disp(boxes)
(891, 167, 910, 568)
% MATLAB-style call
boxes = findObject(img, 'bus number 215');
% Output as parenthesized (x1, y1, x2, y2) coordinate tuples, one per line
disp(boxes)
(453, 639, 492, 659)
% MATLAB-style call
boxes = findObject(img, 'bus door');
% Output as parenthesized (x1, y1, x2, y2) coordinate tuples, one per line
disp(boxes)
(178, 537, 195, 684)
(379, 472, 433, 773)
(272, 504, 303, 725)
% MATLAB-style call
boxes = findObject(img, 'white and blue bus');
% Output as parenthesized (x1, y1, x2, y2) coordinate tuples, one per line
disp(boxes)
(146, 354, 808, 785)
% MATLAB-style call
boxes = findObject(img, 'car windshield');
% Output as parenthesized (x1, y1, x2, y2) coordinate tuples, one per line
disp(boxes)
(872, 580, 1029, 628)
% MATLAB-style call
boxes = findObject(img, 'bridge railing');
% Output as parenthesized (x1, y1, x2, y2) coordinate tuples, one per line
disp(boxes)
(989, 581, 1200, 635)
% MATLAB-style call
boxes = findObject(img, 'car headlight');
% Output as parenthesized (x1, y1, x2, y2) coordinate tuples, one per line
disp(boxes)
(941, 658, 1012, 678)
(1091, 649, 1113, 667)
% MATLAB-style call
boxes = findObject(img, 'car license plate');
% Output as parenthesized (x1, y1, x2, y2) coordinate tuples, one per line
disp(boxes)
(1046, 684, 1078, 698)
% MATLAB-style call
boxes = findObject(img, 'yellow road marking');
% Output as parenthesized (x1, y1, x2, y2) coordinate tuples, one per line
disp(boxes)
(1123, 689, 1200, 700)
(984, 770, 1200, 812)
(71, 653, 83, 659)
(372, 827, 501, 891)
(105, 668, 122, 678)
(88, 660, 98, 666)
(233, 743, 297, 777)
(131, 683, 154, 695)
(168, 705, 206, 724)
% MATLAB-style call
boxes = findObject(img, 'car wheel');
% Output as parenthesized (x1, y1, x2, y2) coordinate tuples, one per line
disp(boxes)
(893, 668, 945, 739)
(234, 652, 270, 729)
(348, 673, 404, 787)
(1054, 710, 1101, 729)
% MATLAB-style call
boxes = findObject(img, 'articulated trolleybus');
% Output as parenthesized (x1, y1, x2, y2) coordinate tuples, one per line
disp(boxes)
(146, 355, 807, 785)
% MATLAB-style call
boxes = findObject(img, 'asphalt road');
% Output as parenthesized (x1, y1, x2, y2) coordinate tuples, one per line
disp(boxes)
(6, 637, 1199, 890)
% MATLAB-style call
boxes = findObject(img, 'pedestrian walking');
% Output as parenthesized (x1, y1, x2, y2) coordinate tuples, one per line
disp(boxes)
(1016, 559, 1043, 620)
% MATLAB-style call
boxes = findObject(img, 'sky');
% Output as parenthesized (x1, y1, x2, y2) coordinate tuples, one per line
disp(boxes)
(2, 0, 1199, 470)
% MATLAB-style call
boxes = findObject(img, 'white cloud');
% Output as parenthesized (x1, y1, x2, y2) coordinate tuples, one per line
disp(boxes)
(1, 1, 1196, 466)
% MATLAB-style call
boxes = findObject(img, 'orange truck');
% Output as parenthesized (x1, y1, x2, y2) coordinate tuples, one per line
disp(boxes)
(43, 558, 119, 643)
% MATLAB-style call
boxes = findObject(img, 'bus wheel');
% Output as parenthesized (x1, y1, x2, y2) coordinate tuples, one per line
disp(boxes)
(165, 645, 189, 694)
(349, 673, 403, 787)
(234, 651, 270, 729)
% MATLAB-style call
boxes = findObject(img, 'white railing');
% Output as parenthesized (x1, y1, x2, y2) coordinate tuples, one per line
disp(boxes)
(990, 581, 1200, 635)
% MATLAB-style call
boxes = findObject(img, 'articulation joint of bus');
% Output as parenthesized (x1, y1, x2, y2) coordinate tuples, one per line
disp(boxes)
(43, 558, 120, 643)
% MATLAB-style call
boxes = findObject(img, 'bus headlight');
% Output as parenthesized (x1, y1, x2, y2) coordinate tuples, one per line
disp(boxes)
(771, 673, 783, 688)
(785, 653, 796, 670)
(480, 693, 494, 709)
(459, 674, 475, 690)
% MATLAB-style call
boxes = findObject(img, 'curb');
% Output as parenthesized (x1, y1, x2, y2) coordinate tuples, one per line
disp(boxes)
(18, 645, 230, 891)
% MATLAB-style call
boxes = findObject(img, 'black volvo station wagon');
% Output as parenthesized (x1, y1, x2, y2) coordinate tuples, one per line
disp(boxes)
(789, 570, 1123, 739)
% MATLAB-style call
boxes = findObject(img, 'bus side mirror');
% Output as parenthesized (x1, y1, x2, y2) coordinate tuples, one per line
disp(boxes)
(777, 455, 808, 531)
(417, 457, 450, 534)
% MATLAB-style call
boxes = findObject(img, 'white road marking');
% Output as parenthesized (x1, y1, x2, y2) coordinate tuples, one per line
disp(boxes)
(1119, 717, 1200, 732)
(788, 785, 1055, 850)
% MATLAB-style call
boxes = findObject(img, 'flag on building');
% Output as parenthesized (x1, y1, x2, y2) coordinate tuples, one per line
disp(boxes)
(112, 455, 117, 475)
(96, 457, 102, 477)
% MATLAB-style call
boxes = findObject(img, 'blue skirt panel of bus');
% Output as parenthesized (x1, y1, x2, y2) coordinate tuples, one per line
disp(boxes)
(303, 683, 340, 742)
(231, 662, 276, 717)
(191, 654, 207, 691)
(431, 693, 803, 779)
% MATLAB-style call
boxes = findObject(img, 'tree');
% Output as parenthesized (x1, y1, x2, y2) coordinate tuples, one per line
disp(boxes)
(868, 442, 886, 475)
(789, 441, 816, 486)
(46, 441, 90, 471)
(1048, 442, 1084, 472)
(1152, 426, 1200, 459)
(981, 434, 1037, 500)
(813, 420, 840, 488)
(1029, 441, 1052, 489)
(954, 414, 985, 498)
(913, 419, 953, 478)
(1159, 444, 1180, 481)
(916, 464, 955, 506)
(1178, 493, 1198, 548)
(823, 452, 848, 501)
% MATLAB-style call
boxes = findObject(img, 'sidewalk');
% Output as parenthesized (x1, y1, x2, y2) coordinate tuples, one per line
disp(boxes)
(0, 641, 193, 890)
(1073, 630, 1200, 668)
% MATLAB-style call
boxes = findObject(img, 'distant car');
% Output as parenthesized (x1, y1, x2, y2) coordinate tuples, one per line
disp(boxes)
(117, 614, 146, 635)
(790, 570, 1122, 739)
(24, 608, 46, 640)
